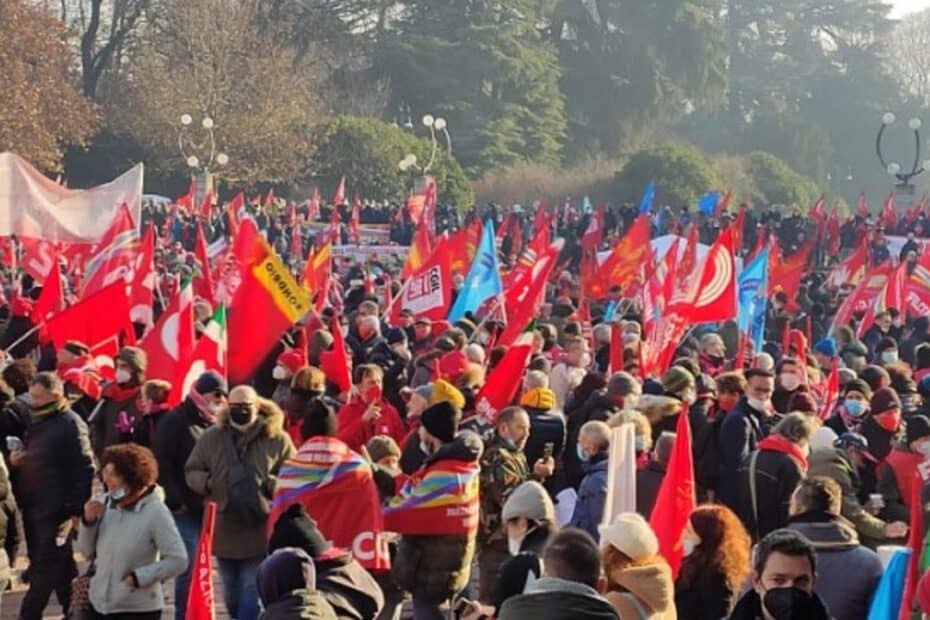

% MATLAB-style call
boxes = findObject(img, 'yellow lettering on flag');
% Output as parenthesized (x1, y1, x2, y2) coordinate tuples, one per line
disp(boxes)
(252, 242, 311, 322)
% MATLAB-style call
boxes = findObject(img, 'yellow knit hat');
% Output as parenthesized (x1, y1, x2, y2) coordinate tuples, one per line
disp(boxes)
(432, 379, 466, 410)
(519, 387, 555, 411)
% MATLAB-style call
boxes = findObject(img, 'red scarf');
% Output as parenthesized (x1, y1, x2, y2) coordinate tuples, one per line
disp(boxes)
(758, 434, 808, 472)
(102, 382, 141, 403)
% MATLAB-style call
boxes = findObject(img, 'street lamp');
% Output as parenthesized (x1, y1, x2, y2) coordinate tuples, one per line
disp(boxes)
(178, 113, 228, 198)
(876, 112, 925, 187)
(421, 114, 453, 172)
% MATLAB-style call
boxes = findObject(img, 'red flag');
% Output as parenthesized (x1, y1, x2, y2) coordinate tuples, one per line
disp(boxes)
(81, 204, 140, 298)
(449, 220, 481, 276)
(648, 404, 696, 578)
(226, 220, 311, 384)
(20, 238, 57, 283)
(584, 214, 651, 299)
(827, 236, 868, 289)
(33, 254, 63, 323)
(858, 260, 907, 338)
(731, 205, 746, 253)
(263, 187, 275, 209)
(45, 281, 135, 352)
(498, 243, 560, 346)
(900, 467, 926, 620)
(880, 191, 898, 230)
(392, 237, 452, 324)
(176, 179, 196, 213)
(857, 191, 870, 218)
(308, 188, 321, 220)
(401, 222, 434, 279)
(319, 316, 352, 394)
(532, 203, 550, 244)
(198, 190, 214, 219)
(140, 281, 195, 382)
(350, 192, 361, 243)
(328, 206, 341, 244)
(0, 237, 17, 272)
(332, 176, 346, 206)
(714, 189, 732, 217)
(809, 195, 826, 242)
(172, 305, 227, 405)
(193, 223, 215, 305)
(685, 226, 737, 323)
(302, 243, 332, 297)
(826, 207, 841, 256)
(609, 322, 623, 375)
(473, 333, 533, 423)
(834, 263, 891, 330)
(769, 239, 813, 311)
(820, 358, 839, 420)
(129, 226, 156, 327)
(581, 206, 605, 252)
(226, 191, 244, 235)
(186, 502, 217, 620)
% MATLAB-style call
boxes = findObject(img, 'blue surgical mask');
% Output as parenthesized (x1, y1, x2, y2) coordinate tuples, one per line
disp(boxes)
(844, 399, 867, 418)
(110, 488, 128, 501)
(576, 444, 589, 463)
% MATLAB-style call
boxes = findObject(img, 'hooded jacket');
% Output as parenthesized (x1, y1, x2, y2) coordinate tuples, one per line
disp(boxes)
(259, 590, 337, 620)
(607, 560, 678, 619)
(185, 399, 295, 559)
(807, 447, 887, 542)
(786, 511, 882, 620)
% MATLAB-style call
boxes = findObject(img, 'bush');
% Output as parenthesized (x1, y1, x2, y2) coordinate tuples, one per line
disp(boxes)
(611, 142, 723, 208)
(306, 116, 474, 207)
(746, 151, 820, 209)
(472, 157, 621, 205)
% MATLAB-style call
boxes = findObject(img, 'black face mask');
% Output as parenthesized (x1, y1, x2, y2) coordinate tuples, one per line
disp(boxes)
(228, 404, 255, 427)
(762, 586, 815, 620)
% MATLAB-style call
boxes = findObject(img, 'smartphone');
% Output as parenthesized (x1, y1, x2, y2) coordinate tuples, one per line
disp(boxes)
(543, 442, 554, 460)
(5, 436, 23, 453)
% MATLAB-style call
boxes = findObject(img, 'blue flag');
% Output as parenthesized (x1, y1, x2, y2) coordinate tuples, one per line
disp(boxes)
(582, 195, 593, 214)
(698, 192, 719, 216)
(867, 547, 909, 620)
(448, 219, 503, 322)
(638, 182, 656, 214)
(737, 247, 769, 353)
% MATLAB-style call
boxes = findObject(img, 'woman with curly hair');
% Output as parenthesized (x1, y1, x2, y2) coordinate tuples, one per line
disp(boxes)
(674, 504, 752, 619)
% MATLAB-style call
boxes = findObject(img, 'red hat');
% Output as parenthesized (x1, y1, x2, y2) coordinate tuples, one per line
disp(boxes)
(277, 349, 307, 374)
(438, 350, 469, 384)
(62, 367, 103, 401)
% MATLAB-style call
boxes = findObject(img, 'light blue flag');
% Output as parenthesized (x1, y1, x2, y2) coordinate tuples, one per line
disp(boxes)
(582, 195, 593, 214)
(638, 182, 656, 214)
(698, 192, 719, 216)
(737, 247, 769, 353)
(448, 219, 503, 322)
(604, 300, 618, 323)
(867, 547, 910, 620)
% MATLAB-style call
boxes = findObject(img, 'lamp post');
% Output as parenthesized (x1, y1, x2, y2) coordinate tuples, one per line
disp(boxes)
(876, 112, 929, 203)
(178, 113, 228, 201)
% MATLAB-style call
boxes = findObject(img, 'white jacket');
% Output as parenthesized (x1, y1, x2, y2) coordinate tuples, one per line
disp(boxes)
(76, 487, 187, 614)
(549, 363, 587, 412)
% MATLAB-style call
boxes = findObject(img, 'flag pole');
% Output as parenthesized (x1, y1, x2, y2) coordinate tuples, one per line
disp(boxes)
(3, 322, 43, 354)
(467, 296, 503, 344)
(380, 277, 411, 322)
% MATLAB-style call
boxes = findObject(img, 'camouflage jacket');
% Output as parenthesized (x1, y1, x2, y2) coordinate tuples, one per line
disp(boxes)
(478, 435, 529, 545)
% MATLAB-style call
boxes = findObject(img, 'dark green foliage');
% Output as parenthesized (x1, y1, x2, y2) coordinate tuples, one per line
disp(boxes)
(611, 142, 723, 207)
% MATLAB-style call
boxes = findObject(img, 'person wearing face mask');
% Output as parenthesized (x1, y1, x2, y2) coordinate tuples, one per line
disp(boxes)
(675, 504, 751, 619)
(409, 318, 434, 358)
(771, 359, 802, 415)
(735, 413, 818, 541)
(824, 379, 872, 437)
(282, 367, 337, 446)
(477, 407, 554, 604)
(569, 421, 611, 540)
(730, 528, 831, 620)
(77, 444, 187, 619)
(130, 379, 172, 449)
(367, 328, 411, 415)
(336, 365, 406, 453)
(877, 414, 930, 526)
(858, 386, 902, 466)
(718, 368, 776, 510)
(862, 311, 898, 358)
(88, 346, 147, 459)
(646, 366, 696, 443)
(874, 337, 901, 367)
(271, 349, 307, 410)
(599, 512, 677, 619)
(152, 370, 227, 620)
(698, 333, 728, 377)
(185, 386, 296, 620)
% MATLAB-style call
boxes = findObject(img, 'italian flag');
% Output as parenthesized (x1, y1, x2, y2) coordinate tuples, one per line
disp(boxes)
(172, 304, 227, 404)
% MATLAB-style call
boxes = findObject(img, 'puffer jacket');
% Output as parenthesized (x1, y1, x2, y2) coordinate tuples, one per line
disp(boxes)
(389, 432, 482, 601)
(316, 551, 385, 620)
(185, 399, 295, 559)
(607, 559, 677, 620)
(259, 589, 338, 620)
(76, 487, 187, 615)
(569, 452, 608, 540)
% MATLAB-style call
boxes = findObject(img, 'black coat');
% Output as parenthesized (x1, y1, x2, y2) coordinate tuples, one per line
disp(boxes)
(728, 588, 832, 620)
(717, 399, 768, 510)
(675, 566, 736, 620)
(525, 407, 566, 495)
(13, 405, 94, 524)
(636, 460, 666, 519)
(366, 341, 408, 415)
(152, 399, 212, 517)
(735, 446, 804, 541)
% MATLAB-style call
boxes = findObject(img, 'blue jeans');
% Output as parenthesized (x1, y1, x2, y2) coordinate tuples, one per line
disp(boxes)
(217, 557, 262, 620)
(172, 512, 201, 620)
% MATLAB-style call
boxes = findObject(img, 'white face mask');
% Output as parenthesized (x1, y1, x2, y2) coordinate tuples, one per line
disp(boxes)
(115, 369, 131, 384)
(780, 373, 800, 391)
(340, 326, 349, 338)
(681, 388, 696, 405)
(881, 351, 899, 365)
(683, 538, 696, 557)
(508, 534, 524, 556)
(747, 397, 769, 413)
(391, 344, 407, 356)
(272, 365, 289, 381)
(110, 487, 128, 501)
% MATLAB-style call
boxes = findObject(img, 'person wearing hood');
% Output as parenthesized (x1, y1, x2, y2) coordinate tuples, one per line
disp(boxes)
(824, 379, 871, 437)
(152, 370, 227, 620)
(877, 413, 930, 524)
(268, 505, 384, 620)
(131, 379, 172, 449)
(257, 548, 337, 620)
(76, 444, 187, 618)
(785, 477, 882, 620)
(735, 413, 817, 541)
(185, 386, 296, 620)
(89, 346, 147, 458)
(271, 349, 307, 410)
(383, 401, 483, 619)
(600, 513, 677, 619)
(718, 368, 775, 509)
(729, 528, 832, 620)
(569, 421, 610, 540)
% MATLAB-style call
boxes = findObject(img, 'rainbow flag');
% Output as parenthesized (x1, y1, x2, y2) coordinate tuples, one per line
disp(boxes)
(384, 459, 480, 536)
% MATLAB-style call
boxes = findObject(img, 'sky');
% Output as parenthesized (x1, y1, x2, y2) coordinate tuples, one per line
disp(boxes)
(892, 0, 930, 17)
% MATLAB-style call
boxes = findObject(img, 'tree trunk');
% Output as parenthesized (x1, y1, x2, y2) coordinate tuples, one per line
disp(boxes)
(80, 0, 103, 98)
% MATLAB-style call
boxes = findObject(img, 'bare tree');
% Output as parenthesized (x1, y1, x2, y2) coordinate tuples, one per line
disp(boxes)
(78, 0, 149, 98)
(887, 9, 930, 107)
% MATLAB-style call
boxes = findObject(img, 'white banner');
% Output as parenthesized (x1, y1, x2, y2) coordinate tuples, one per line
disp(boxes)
(0, 152, 143, 242)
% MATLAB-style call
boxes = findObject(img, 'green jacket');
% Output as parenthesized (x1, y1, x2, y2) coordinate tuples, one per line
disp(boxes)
(478, 435, 528, 545)
(808, 447, 886, 542)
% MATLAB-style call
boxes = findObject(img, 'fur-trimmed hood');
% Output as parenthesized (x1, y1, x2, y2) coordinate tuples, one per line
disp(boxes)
(635, 394, 682, 425)
(216, 397, 286, 438)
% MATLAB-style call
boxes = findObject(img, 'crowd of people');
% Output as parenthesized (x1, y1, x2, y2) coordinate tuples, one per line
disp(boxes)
(1, 189, 930, 620)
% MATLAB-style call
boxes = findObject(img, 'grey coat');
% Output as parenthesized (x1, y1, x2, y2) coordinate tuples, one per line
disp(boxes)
(76, 488, 188, 615)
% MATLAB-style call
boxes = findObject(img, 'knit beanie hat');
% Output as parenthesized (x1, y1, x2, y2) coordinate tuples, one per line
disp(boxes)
(366, 435, 401, 463)
(63, 340, 90, 358)
(257, 548, 316, 607)
(116, 346, 147, 376)
(843, 378, 873, 401)
(276, 349, 307, 374)
(787, 390, 818, 415)
(268, 504, 332, 557)
(502, 481, 556, 523)
(519, 387, 556, 411)
(662, 366, 694, 395)
(906, 415, 930, 445)
(870, 387, 901, 416)
(598, 513, 659, 562)
(385, 328, 407, 345)
(194, 370, 228, 396)
(813, 337, 837, 358)
(420, 401, 461, 443)
(431, 379, 466, 409)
